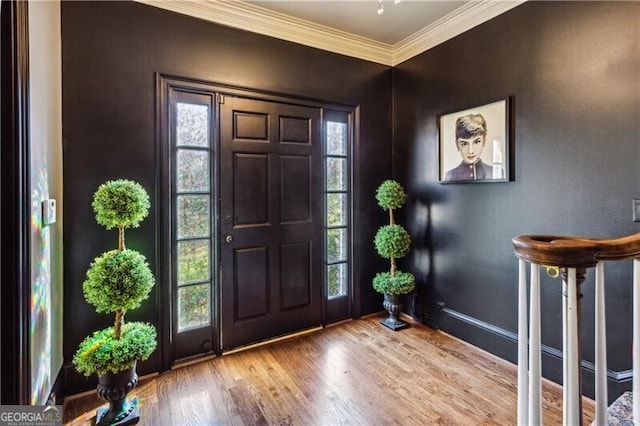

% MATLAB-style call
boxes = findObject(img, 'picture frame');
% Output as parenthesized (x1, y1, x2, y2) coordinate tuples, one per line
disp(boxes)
(438, 97, 510, 183)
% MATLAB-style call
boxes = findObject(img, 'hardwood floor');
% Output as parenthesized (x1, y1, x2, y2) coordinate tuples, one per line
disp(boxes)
(63, 314, 594, 425)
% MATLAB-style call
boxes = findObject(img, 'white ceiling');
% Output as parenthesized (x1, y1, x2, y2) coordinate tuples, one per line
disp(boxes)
(244, 1, 467, 45)
(138, 0, 525, 65)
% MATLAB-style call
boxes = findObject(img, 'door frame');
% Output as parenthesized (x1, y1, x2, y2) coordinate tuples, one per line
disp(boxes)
(168, 89, 220, 362)
(0, 0, 32, 404)
(156, 74, 358, 369)
(323, 109, 356, 324)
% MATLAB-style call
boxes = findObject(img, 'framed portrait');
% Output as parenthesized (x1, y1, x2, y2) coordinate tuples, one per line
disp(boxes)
(438, 97, 510, 183)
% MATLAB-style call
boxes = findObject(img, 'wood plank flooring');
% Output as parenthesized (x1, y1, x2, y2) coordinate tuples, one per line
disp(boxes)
(63, 314, 595, 425)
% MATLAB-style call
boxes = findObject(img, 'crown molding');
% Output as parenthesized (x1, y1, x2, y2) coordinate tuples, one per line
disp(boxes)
(392, 1, 526, 65)
(136, 0, 526, 67)
(136, 0, 395, 65)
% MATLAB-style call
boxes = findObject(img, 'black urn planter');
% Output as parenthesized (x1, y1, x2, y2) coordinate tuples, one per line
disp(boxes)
(95, 363, 140, 425)
(380, 294, 409, 331)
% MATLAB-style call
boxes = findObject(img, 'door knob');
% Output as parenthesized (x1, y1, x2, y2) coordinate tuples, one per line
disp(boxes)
(225, 234, 233, 243)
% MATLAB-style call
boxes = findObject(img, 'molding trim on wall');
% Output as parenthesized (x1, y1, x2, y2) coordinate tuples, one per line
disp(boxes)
(134, 0, 526, 66)
(136, 0, 393, 65)
(392, 0, 526, 65)
(48, 366, 64, 405)
(63, 362, 96, 401)
(441, 307, 632, 399)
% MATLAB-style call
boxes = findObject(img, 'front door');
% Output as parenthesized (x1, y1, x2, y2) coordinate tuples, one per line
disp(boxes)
(219, 96, 322, 350)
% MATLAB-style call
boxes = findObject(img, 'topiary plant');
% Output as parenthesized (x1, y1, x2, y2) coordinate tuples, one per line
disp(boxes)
(73, 179, 157, 378)
(73, 322, 156, 377)
(372, 180, 416, 295)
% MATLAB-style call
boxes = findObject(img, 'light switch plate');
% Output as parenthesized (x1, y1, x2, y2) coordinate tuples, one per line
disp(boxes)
(633, 199, 640, 222)
(42, 199, 56, 225)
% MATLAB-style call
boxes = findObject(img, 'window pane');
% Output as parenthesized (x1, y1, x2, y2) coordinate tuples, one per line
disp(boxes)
(177, 103, 209, 147)
(326, 158, 347, 191)
(177, 149, 209, 192)
(177, 195, 210, 238)
(327, 193, 347, 227)
(178, 284, 210, 330)
(326, 121, 347, 156)
(327, 263, 347, 298)
(178, 240, 210, 284)
(327, 228, 347, 263)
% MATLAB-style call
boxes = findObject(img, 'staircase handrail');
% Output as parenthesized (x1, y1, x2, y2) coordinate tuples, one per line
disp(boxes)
(513, 231, 640, 425)
(513, 232, 640, 268)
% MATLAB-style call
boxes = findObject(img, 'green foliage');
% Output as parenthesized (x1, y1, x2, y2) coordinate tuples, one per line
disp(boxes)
(327, 264, 346, 298)
(179, 285, 209, 329)
(179, 255, 209, 283)
(178, 241, 209, 283)
(374, 224, 411, 259)
(375, 180, 407, 211)
(177, 195, 209, 237)
(83, 249, 154, 314)
(75, 179, 157, 379)
(328, 271, 340, 298)
(326, 194, 344, 227)
(373, 271, 416, 295)
(93, 179, 150, 230)
(372, 180, 415, 296)
(73, 322, 157, 376)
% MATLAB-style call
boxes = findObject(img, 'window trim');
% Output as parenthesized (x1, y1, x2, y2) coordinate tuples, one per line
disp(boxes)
(323, 110, 353, 315)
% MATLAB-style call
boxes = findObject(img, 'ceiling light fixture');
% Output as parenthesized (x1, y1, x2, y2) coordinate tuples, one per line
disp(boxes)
(377, 0, 402, 15)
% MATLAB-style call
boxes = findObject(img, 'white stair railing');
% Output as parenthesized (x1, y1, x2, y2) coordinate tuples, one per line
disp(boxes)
(595, 262, 607, 426)
(633, 259, 640, 423)
(513, 233, 640, 425)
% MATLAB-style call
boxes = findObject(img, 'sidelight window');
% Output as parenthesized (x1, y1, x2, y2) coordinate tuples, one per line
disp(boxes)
(174, 100, 212, 331)
(325, 115, 351, 299)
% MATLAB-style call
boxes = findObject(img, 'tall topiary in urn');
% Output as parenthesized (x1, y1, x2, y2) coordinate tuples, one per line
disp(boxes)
(373, 180, 415, 330)
(73, 179, 156, 425)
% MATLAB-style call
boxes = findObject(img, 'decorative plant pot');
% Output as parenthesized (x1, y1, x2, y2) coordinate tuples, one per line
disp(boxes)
(380, 294, 409, 331)
(95, 362, 140, 425)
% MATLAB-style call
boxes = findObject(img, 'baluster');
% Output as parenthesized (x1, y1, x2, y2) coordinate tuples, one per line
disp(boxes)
(563, 267, 582, 426)
(562, 274, 568, 424)
(513, 232, 640, 426)
(529, 263, 542, 425)
(594, 262, 607, 426)
(518, 259, 529, 425)
(633, 259, 640, 423)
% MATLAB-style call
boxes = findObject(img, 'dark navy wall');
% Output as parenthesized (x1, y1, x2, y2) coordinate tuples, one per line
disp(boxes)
(61, 1, 391, 394)
(62, 0, 640, 401)
(393, 1, 640, 400)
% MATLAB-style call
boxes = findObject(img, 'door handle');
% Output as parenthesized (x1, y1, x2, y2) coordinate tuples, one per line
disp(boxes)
(225, 234, 233, 243)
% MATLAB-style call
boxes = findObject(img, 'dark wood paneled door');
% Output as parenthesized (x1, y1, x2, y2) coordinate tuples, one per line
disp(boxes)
(219, 96, 322, 350)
